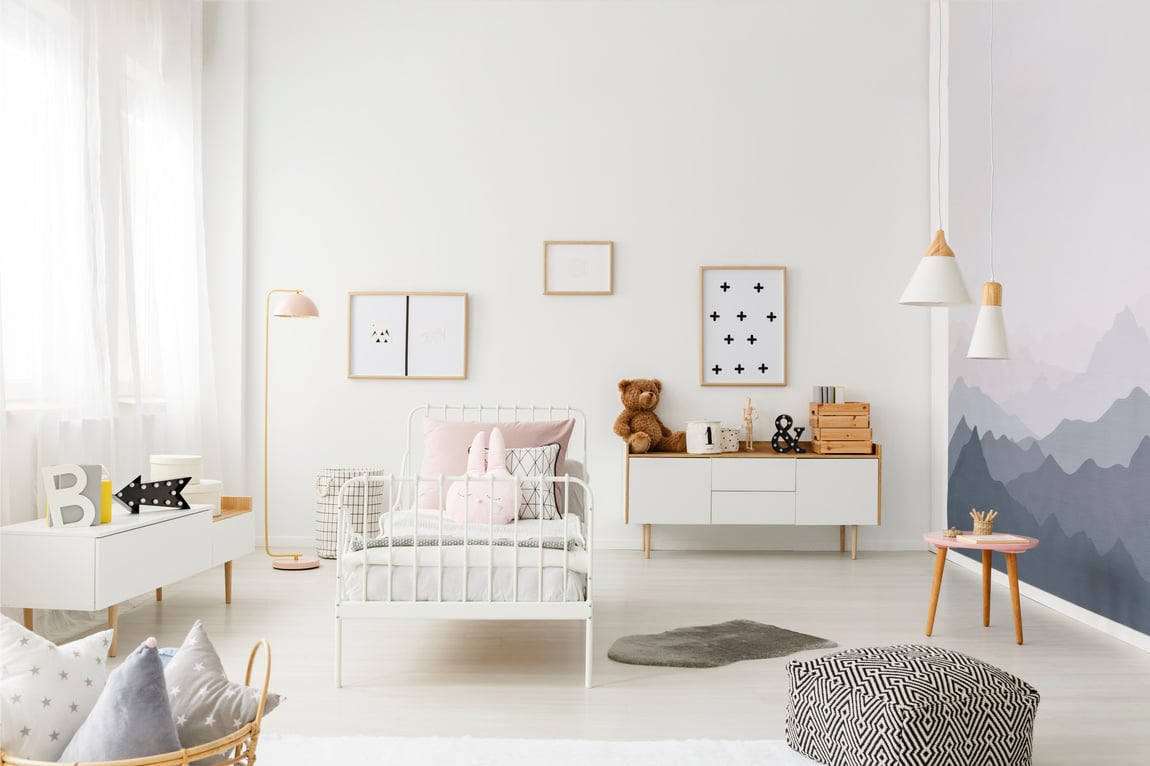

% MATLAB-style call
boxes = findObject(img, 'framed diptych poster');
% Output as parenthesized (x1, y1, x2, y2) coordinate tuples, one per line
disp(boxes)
(348, 292, 468, 379)
(699, 266, 786, 386)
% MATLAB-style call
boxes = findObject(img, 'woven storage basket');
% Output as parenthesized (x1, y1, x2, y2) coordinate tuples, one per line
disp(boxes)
(315, 467, 385, 559)
(973, 519, 994, 536)
(1, 639, 272, 766)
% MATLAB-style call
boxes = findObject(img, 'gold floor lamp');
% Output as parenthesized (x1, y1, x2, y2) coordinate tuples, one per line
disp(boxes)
(264, 289, 321, 570)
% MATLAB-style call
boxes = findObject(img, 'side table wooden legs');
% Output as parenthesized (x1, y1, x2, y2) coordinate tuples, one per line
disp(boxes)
(982, 550, 992, 626)
(1006, 552, 1024, 644)
(925, 546, 948, 637)
(225, 560, 233, 604)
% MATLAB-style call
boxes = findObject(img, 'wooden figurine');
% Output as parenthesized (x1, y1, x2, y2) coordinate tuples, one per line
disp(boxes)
(742, 397, 759, 451)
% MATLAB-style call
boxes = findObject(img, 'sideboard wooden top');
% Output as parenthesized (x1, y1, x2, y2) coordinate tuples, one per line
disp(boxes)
(627, 442, 881, 459)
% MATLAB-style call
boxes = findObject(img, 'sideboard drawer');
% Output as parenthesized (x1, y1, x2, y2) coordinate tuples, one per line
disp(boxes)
(712, 491, 796, 524)
(712, 458, 795, 492)
(95, 511, 212, 606)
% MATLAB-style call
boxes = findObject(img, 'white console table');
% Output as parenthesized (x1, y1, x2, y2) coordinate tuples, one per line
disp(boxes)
(625, 442, 882, 559)
(0, 503, 253, 655)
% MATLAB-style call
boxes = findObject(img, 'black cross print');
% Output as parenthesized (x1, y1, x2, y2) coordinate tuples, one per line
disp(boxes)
(720, 282, 731, 292)
(737, 311, 747, 321)
(710, 312, 720, 321)
(723, 335, 734, 344)
(734, 364, 745, 374)
(747, 335, 757, 344)
(766, 312, 777, 322)
(753, 282, 764, 293)
(759, 364, 769, 373)
(712, 365, 722, 375)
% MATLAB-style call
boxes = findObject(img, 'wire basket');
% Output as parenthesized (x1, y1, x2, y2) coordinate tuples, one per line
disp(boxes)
(1, 639, 272, 766)
(973, 519, 994, 536)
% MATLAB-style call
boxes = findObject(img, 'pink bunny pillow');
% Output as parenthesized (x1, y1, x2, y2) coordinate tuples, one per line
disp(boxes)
(444, 428, 518, 524)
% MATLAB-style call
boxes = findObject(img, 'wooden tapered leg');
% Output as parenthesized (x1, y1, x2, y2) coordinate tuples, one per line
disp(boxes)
(925, 547, 948, 637)
(839, 525, 846, 553)
(982, 550, 992, 627)
(1006, 553, 1024, 644)
(643, 524, 651, 559)
(224, 560, 233, 604)
(156, 587, 163, 601)
(851, 525, 858, 560)
(23, 608, 33, 630)
(107, 605, 118, 657)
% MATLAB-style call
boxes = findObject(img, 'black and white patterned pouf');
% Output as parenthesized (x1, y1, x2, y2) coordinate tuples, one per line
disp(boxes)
(786, 644, 1040, 766)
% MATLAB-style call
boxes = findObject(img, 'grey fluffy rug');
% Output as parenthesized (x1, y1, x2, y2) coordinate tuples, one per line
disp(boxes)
(607, 619, 836, 668)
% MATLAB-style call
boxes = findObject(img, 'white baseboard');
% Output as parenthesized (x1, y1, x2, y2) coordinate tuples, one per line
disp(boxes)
(946, 550, 1150, 653)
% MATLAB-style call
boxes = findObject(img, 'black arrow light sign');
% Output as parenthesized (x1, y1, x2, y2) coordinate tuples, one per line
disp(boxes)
(114, 475, 192, 513)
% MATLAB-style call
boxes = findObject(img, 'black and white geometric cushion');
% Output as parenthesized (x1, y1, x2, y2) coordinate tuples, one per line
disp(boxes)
(786, 644, 1040, 766)
(504, 443, 561, 520)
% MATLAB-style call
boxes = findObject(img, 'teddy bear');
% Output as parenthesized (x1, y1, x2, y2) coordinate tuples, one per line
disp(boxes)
(613, 378, 687, 453)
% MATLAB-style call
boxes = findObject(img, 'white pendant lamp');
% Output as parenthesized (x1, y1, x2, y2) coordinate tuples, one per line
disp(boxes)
(967, 281, 1009, 358)
(900, 0, 971, 308)
(899, 230, 972, 306)
(967, 0, 1010, 360)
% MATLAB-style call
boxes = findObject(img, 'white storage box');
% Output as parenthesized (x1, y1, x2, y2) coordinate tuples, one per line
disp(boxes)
(183, 479, 223, 516)
(151, 454, 202, 485)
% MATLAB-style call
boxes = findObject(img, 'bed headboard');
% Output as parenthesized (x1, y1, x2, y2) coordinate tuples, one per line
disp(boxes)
(402, 404, 590, 519)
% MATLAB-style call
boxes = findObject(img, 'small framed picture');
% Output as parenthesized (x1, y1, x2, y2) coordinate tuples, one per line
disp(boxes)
(348, 292, 468, 379)
(543, 241, 614, 295)
(700, 266, 786, 386)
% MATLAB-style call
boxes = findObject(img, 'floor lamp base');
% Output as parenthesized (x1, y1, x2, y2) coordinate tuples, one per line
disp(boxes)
(272, 556, 320, 571)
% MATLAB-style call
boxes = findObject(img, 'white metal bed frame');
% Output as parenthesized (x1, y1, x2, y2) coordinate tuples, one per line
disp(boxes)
(334, 404, 594, 687)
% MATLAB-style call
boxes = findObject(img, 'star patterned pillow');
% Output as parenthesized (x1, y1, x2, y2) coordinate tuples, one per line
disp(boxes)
(0, 616, 112, 762)
(164, 620, 281, 765)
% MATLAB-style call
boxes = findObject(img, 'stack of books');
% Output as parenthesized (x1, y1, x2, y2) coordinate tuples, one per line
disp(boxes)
(955, 532, 1028, 544)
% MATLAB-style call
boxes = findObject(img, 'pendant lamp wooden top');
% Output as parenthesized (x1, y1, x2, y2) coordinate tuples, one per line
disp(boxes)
(981, 281, 1003, 307)
(925, 229, 955, 258)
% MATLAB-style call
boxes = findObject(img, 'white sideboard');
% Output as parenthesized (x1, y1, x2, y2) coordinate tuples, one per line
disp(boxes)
(625, 443, 882, 559)
(0, 504, 253, 655)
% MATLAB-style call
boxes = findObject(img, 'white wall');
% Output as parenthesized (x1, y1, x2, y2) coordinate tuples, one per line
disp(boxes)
(238, 0, 934, 551)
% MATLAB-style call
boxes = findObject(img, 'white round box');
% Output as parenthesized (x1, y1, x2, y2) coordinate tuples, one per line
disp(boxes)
(183, 479, 223, 517)
(686, 420, 723, 454)
(150, 454, 202, 485)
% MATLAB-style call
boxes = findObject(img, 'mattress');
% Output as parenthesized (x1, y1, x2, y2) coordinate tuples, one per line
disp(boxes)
(339, 509, 588, 603)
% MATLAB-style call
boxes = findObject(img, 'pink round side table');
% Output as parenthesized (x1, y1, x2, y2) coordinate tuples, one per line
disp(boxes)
(923, 531, 1039, 645)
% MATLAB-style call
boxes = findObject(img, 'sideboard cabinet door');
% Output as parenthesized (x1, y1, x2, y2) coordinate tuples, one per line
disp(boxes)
(627, 457, 711, 524)
(795, 458, 879, 525)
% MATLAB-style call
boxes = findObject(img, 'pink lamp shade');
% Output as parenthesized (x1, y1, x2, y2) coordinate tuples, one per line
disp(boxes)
(273, 292, 319, 318)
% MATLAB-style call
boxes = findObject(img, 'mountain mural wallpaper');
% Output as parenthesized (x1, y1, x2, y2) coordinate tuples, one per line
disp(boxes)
(946, 1, 1150, 638)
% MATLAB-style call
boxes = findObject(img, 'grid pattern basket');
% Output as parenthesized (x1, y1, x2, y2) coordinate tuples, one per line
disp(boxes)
(1, 639, 272, 766)
(315, 467, 385, 559)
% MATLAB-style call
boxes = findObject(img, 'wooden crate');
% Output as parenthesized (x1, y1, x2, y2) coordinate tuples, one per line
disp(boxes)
(809, 402, 871, 454)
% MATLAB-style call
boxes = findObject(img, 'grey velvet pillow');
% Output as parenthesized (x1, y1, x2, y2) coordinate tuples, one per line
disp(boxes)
(164, 620, 280, 765)
(59, 638, 181, 762)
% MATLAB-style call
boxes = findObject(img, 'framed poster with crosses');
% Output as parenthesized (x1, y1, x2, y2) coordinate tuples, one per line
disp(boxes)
(699, 266, 786, 386)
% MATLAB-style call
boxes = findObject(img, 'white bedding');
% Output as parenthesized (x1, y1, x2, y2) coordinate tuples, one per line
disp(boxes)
(339, 509, 588, 603)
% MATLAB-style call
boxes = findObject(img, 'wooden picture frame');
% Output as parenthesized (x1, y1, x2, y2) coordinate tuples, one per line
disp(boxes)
(347, 292, 468, 379)
(543, 241, 614, 295)
(699, 266, 786, 386)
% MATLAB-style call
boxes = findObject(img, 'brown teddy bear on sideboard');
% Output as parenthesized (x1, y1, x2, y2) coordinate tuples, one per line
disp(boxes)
(613, 378, 687, 453)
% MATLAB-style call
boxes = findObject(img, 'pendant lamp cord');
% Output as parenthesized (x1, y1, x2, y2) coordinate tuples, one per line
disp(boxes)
(936, 0, 944, 231)
(988, 0, 996, 282)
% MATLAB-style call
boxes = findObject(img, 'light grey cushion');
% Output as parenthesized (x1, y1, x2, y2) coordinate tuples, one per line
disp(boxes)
(164, 620, 280, 765)
(59, 638, 181, 762)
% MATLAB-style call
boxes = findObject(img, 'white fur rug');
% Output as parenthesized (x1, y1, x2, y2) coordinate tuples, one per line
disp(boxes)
(257, 734, 820, 765)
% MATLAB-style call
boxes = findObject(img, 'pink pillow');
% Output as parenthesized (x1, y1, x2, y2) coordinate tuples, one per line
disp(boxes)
(419, 417, 575, 510)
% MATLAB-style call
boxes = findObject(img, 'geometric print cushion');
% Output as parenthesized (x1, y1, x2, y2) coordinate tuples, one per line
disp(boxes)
(504, 443, 561, 520)
(787, 644, 1040, 766)
(163, 620, 280, 765)
(0, 616, 113, 762)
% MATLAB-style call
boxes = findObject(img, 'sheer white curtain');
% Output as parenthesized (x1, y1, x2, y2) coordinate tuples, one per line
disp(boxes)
(0, 0, 220, 531)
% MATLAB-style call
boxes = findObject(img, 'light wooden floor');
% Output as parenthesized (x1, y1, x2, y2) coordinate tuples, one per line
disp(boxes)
(100, 549, 1149, 764)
